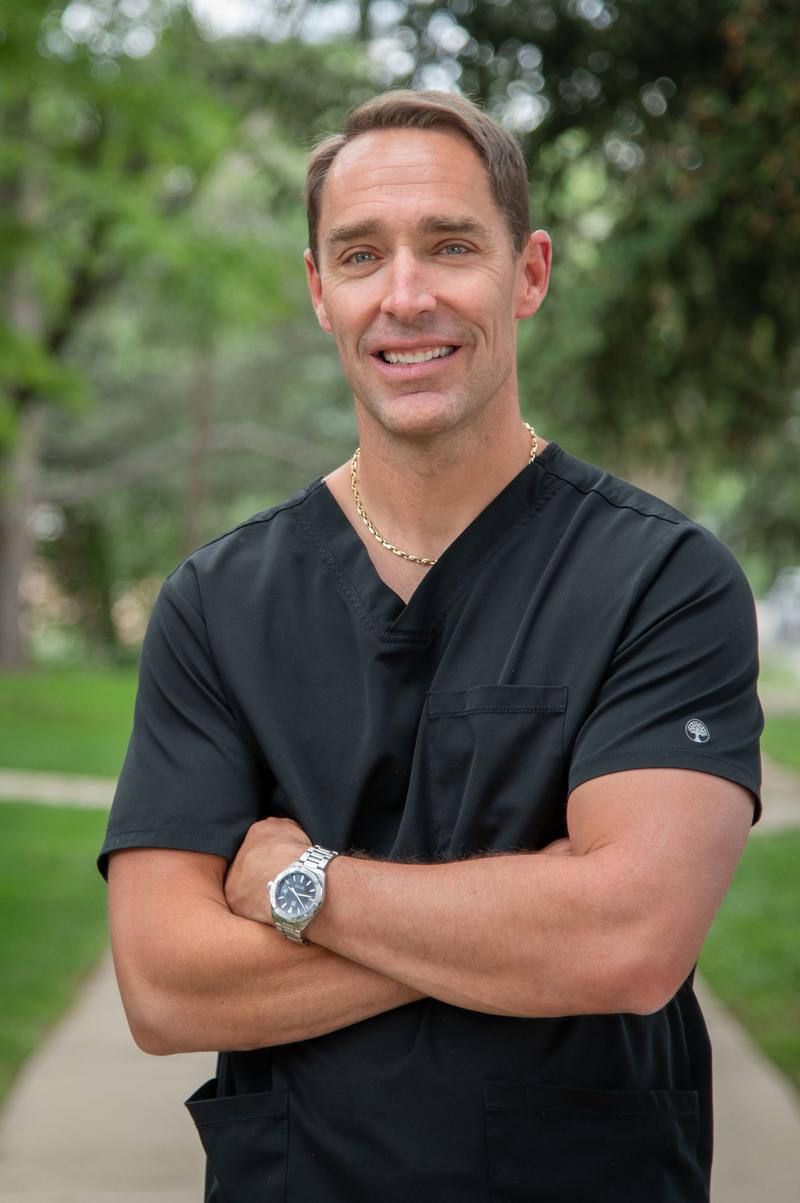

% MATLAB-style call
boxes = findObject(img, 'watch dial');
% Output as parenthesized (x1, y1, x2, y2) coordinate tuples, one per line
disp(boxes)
(276, 870, 318, 919)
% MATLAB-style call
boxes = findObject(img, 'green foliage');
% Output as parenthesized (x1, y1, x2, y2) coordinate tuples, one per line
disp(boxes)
(1, 4, 236, 416)
(0, 667, 137, 775)
(0, 2, 374, 661)
(0, 802, 109, 1101)
(399, 0, 800, 571)
(0, 3, 372, 427)
(0, 326, 88, 429)
(3, 1, 798, 658)
(700, 829, 800, 1092)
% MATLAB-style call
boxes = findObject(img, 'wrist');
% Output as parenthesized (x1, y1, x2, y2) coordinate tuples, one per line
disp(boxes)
(302, 852, 346, 942)
(269, 844, 340, 945)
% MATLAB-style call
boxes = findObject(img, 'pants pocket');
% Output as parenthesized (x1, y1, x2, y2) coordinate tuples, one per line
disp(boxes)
(186, 1077, 288, 1203)
(484, 1082, 706, 1203)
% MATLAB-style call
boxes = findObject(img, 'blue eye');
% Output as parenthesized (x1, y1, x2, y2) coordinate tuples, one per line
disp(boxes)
(347, 251, 375, 265)
(441, 244, 469, 255)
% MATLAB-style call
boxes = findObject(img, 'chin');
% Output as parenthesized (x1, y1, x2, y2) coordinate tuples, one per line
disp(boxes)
(365, 394, 469, 441)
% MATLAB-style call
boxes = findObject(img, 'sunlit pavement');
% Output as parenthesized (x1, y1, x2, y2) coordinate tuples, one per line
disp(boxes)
(0, 955, 213, 1203)
(697, 979, 800, 1202)
(0, 770, 116, 808)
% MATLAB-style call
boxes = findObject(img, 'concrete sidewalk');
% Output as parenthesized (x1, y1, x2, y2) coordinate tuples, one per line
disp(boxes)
(0, 769, 117, 808)
(0, 954, 214, 1203)
(696, 979, 800, 1201)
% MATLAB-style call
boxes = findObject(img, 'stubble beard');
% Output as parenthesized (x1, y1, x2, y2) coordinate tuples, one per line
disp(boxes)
(346, 330, 518, 448)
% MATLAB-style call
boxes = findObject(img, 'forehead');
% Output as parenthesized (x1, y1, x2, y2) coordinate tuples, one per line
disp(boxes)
(318, 127, 503, 243)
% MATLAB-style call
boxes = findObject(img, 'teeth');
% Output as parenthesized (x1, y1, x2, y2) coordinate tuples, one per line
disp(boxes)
(382, 346, 456, 364)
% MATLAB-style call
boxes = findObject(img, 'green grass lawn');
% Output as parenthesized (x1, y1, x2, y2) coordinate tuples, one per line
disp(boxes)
(0, 803, 110, 1101)
(762, 713, 800, 775)
(758, 655, 800, 691)
(0, 668, 137, 776)
(758, 650, 800, 773)
(700, 829, 800, 1093)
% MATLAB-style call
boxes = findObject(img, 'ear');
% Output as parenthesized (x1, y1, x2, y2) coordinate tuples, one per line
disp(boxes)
(304, 249, 332, 334)
(514, 230, 552, 321)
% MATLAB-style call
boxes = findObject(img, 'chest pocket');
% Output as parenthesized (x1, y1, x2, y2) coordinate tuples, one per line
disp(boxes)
(421, 684, 568, 860)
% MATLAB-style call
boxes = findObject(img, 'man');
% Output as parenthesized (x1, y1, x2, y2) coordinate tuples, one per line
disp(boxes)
(100, 90, 762, 1202)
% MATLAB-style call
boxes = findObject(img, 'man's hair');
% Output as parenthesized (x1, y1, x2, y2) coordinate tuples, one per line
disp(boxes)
(305, 89, 531, 266)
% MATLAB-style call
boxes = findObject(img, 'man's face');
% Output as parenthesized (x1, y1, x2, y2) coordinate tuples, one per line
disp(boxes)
(305, 127, 550, 443)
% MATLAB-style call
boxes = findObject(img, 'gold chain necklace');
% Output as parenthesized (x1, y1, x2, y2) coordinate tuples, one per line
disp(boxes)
(349, 422, 538, 567)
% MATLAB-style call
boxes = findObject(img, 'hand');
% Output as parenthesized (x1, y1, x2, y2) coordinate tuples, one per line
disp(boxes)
(224, 816, 310, 924)
(538, 836, 574, 856)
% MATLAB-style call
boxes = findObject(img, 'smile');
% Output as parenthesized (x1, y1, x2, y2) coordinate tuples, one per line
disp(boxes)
(379, 345, 457, 364)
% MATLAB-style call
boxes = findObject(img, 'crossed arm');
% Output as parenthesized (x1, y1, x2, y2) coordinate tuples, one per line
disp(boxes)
(107, 768, 754, 1055)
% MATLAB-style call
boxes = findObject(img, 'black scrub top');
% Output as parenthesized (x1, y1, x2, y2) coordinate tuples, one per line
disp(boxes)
(99, 442, 762, 1203)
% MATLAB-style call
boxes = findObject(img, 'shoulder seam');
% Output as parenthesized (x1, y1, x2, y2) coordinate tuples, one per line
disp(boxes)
(537, 456, 682, 527)
(166, 479, 323, 582)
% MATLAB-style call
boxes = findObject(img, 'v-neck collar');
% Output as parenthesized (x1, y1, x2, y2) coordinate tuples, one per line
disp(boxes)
(294, 442, 563, 643)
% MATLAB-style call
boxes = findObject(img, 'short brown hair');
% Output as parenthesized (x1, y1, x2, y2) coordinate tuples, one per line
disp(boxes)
(305, 90, 531, 266)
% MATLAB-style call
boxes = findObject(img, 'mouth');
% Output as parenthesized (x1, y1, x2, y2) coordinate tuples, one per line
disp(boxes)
(377, 344, 458, 365)
(370, 343, 462, 379)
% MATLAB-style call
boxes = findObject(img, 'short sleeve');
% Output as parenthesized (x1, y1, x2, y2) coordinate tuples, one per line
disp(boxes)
(97, 566, 269, 878)
(568, 524, 763, 820)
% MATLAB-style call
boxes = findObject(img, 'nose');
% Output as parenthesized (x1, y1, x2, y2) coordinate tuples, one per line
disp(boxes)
(379, 249, 436, 322)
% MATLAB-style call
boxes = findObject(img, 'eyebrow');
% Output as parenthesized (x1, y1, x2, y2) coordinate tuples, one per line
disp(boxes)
(325, 215, 492, 252)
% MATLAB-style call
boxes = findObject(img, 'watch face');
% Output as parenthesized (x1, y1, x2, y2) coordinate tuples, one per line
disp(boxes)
(274, 869, 320, 920)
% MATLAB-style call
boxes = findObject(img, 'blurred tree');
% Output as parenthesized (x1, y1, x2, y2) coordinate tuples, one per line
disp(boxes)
(0, 0, 369, 664)
(424, 0, 799, 566)
(363, 0, 800, 567)
(36, 277, 354, 658)
(0, 1, 231, 662)
(4, 0, 798, 663)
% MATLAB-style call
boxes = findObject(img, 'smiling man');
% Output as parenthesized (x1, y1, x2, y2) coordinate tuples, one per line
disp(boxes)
(101, 91, 762, 1203)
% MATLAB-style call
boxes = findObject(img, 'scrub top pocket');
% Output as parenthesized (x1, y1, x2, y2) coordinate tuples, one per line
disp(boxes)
(484, 1082, 705, 1203)
(424, 684, 568, 859)
(186, 1078, 288, 1203)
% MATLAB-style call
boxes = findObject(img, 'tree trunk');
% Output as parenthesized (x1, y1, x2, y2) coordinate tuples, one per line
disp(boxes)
(182, 343, 214, 556)
(0, 144, 46, 667)
(0, 402, 45, 666)
(357, 0, 370, 43)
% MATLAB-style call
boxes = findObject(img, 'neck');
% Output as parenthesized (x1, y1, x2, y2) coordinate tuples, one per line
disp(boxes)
(346, 408, 544, 563)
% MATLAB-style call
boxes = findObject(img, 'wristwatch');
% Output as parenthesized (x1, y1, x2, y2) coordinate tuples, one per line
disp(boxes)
(268, 845, 339, 944)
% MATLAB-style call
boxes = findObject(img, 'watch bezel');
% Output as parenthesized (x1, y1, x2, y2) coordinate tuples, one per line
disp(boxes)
(268, 862, 326, 927)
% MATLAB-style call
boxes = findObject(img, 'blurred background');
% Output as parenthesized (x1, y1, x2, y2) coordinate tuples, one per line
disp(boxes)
(0, 0, 798, 1197)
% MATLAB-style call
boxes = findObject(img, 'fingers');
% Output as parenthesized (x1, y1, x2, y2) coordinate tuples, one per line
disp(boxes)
(539, 837, 574, 856)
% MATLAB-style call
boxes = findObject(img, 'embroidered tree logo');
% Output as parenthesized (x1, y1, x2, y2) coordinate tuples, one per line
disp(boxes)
(685, 719, 710, 743)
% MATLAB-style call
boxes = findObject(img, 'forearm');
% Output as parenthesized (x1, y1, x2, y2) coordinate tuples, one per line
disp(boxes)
(108, 851, 422, 1055)
(220, 775, 752, 1024)
(307, 850, 661, 1018)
